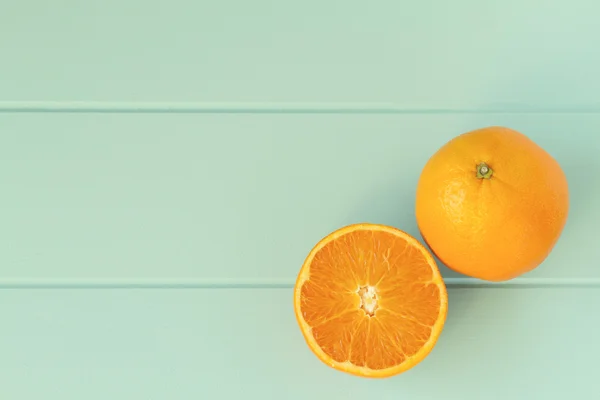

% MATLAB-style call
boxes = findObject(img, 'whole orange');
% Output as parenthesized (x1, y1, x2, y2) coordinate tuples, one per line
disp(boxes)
(415, 126, 569, 281)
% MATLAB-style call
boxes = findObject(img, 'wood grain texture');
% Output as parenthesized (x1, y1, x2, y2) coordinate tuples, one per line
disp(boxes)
(1, 113, 596, 282)
(0, 288, 598, 399)
(1, 0, 599, 106)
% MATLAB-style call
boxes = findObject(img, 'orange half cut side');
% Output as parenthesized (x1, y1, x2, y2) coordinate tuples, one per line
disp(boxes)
(293, 223, 448, 378)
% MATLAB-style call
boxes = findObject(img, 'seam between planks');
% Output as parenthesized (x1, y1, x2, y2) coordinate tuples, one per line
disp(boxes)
(3, 102, 600, 114)
(0, 278, 599, 289)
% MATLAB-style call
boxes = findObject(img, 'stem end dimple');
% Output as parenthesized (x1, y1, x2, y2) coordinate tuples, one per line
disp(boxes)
(476, 162, 493, 179)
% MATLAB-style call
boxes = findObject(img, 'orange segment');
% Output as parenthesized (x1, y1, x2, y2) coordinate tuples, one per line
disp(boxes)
(294, 223, 448, 378)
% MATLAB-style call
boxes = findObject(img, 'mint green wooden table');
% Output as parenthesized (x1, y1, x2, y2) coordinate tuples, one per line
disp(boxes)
(1, 1, 599, 398)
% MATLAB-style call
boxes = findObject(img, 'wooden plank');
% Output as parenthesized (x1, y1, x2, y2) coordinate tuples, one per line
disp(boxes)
(0, 287, 597, 399)
(1, 0, 599, 106)
(0, 113, 596, 281)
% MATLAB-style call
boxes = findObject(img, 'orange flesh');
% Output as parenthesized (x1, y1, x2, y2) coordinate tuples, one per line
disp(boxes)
(294, 224, 447, 377)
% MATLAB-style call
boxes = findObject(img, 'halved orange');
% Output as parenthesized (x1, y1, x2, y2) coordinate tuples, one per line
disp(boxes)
(294, 223, 448, 378)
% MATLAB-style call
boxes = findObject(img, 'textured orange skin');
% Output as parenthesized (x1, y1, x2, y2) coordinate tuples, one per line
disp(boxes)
(415, 126, 569, 282)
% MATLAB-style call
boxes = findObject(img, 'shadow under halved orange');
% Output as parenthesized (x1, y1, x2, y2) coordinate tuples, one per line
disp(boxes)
(294, 223, 448, 378)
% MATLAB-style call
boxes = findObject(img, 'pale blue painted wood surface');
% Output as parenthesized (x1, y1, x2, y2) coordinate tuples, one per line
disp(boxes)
(0, 0, 599, 107)
(1, 0, 600, 398)
(0, 289, 599, 399)
(1, 114, 598, 282)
